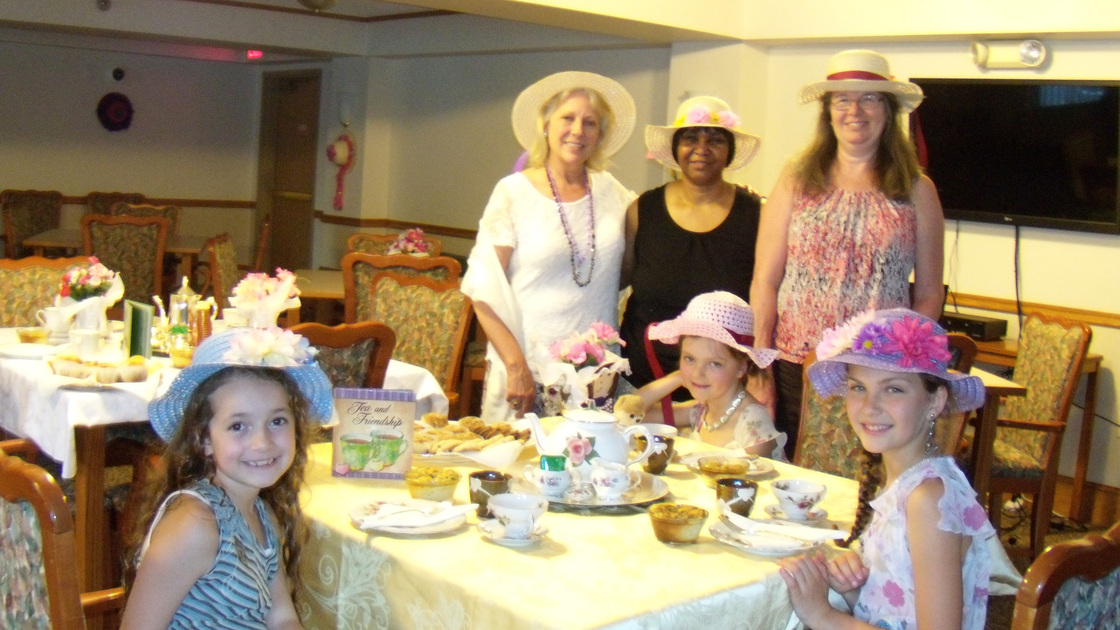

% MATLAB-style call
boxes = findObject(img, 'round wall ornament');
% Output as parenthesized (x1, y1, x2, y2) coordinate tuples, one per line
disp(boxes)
(97, 92, 133, 131)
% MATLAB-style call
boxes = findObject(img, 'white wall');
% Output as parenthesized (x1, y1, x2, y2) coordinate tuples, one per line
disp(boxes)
(760, 42, 1120, 488)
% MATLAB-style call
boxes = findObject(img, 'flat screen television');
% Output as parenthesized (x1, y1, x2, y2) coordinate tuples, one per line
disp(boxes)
(910, 78, 1120, 234)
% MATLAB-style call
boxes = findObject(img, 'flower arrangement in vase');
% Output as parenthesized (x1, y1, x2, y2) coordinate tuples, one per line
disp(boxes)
(534, 322, 630, 414)
(227, 268, 302, 328)
(387, 228, 431, 256)
(58, 257, 124, 333)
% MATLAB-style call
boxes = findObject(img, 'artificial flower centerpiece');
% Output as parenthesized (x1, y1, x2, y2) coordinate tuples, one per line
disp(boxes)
(533, 322, 630, 414)
(387, 228, 431, 256)
(57, 257, 125, 333)
(227, 268, 302, 328)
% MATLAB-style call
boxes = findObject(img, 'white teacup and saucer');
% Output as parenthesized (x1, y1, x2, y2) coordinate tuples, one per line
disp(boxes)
(478, 519, 548, 547)
(763, 504, 829, 526)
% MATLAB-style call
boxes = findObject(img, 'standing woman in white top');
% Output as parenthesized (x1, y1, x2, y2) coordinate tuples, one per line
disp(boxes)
(462, 71, 637, 423)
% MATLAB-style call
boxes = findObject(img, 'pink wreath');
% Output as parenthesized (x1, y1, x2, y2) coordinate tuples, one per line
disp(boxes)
(326, 134, 355, 210)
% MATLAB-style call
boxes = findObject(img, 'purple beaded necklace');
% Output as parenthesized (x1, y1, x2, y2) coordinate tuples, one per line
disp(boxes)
(545, 166, 596, 288)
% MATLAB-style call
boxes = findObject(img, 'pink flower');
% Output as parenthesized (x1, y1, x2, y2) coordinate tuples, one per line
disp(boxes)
(589, 321, 623, 346)
(584, 340, 606, 364)
(564, 436, 593, 466)
(683, 106, 713, 125)
(963, 503, 987, 530)
(881, 317, 951, 369)
(717, 111, 741, 129)
(882, 579, 906, 608)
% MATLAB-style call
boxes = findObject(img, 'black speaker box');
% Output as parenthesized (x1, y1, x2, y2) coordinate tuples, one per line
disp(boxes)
(940, 313, 1007, 341)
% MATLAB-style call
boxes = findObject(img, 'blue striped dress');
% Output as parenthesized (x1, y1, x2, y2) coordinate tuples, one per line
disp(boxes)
(141, 479, 280, 629)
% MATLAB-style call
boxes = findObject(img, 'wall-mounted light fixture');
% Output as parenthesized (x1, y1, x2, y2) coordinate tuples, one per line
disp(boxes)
(971, 39, 1047, 69)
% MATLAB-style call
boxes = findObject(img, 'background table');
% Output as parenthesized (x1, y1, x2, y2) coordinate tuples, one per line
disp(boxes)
(297, 439, 858, 630)
(969, 367, 1028, 511)
(24, 227, 210, 282)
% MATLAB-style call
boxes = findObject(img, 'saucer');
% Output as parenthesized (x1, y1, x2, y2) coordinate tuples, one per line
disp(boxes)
(763, 504, 828, 526)
(477, 519, 547, 547)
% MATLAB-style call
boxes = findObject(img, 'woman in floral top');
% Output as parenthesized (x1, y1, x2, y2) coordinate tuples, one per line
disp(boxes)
(778, 309, 994, 630)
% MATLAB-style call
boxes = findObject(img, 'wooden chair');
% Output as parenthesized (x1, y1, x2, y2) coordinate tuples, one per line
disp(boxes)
(1, 189, 62, 259)
(86, 192, 144, 217)
(251, 215, 271, 272)
(0, 446, 125, 629)
(109, 202, 181, 236)
(938, 333, 980, 457)
(347, 232, 442, 256)
(201, 233, 242, 315)
(290, 321, 396, 389)
(793, 350, 863, 480)
(970, 313, 1092, 558)
(0, 256, 89, 328)
(81, 214, 170, 305)
(1011, 521, 1120, 629)
(364, 272, 472, 415)
(341, 251, 462, 324)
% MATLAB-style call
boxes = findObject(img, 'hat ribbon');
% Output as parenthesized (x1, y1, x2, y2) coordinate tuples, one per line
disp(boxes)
(728, 329, 755, 346)
(827, 70, 889, 82)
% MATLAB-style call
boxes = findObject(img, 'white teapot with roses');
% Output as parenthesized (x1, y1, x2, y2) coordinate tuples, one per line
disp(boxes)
(523, 408, 654, 478)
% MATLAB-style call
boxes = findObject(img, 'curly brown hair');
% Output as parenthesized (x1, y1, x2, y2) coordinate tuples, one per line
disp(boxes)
(125, 367, 314, 612)
(793, 92, 923, 203)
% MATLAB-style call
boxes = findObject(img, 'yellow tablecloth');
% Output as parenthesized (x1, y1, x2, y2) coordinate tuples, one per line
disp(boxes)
(297, 439, 859, 630)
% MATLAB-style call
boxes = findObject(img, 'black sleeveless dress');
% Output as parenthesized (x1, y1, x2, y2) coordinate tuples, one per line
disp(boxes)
(620, 184, 761, 391)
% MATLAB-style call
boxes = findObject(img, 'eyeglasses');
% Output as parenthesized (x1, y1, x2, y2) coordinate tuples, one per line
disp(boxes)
(830, 93, 886, 111)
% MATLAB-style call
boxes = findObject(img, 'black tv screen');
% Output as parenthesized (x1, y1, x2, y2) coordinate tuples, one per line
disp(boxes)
(911, 78, 1120, 234)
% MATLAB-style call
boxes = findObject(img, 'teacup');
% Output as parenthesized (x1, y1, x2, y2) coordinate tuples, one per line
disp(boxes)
(36, 306, 71, 338)
(373, 429, 407, 466)
(589, 461, 640, 500)
(634, 424, 677, 475)
(523, 465, 571, 497)
(469, 470, 511, 518)
(716, 478, 758, 519)
(340, 433, 375, 471)
(69, 329, 102, 362)
(770, 479, 827, 521)
(487, 492, 548, 539)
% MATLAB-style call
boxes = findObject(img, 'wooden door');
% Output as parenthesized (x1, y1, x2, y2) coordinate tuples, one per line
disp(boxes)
(259, 72, 320, 270)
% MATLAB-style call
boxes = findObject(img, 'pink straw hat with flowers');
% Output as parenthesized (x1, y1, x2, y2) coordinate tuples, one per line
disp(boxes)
(800, 49, 925, 113)
(647, 291, 778, 369)
(806, 308, 985, 414)
(645, 95, 760, 171)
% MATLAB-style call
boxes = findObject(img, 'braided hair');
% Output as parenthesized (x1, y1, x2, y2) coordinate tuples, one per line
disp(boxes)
(838, 448, 883, 548)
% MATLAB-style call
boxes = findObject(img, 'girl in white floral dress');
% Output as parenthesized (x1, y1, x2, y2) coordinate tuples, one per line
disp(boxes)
(779, 308, 995, 630)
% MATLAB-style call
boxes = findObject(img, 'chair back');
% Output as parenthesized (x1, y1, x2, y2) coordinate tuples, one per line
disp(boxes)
(1, 189, 62, 259)
(86, 192, 144, 217)
(1011, 521, 1120, 629)
(253, 215, 271, 272)
(81, 214, 170, 304)
(794, 351, 864, 480)
(109, 202, 181, 236)
(347, 232, 443, 256)
(998, 313, 1092, 466)
(0, 450, 86, 629)
(290, 322, 397, 389)
(937, 333, 980, 456)
(203, 233, 242, 315)
(366, 272, 472, 399)
(0, 256, 89, 328)
(946, 333, 978, 372)
(341, 252, 462, 323)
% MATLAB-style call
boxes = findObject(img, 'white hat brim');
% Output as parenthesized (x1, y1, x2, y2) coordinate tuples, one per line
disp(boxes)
(644, 124, 760, 171)
(511, 71, 636, 159)
(800, 80, 925, 112)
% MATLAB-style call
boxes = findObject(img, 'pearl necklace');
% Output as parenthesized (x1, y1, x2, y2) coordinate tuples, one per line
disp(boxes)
(702, 389, 746, 432)
(545, 166, 595, 287)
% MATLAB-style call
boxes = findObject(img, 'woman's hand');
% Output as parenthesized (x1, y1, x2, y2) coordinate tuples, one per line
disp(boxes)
(505, 358, 537, 418)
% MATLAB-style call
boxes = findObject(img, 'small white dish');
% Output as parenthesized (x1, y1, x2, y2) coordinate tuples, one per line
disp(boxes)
(0, 343, 63, 360)
(709, 521, 818, 557)
(477, 519, 547, 547)
(763, 504, 828, 526)
(349, 499, 469, 535)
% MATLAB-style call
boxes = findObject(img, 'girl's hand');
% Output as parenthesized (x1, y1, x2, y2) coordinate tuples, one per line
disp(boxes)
(505, 359, 536, 418)
(778, 553, 837, 629)
(827, 550, 870, 594)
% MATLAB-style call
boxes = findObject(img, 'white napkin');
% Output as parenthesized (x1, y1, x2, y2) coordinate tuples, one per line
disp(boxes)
(720, 505, 847, 543)
(455, 439, 526, 468)
(356, 501, 476, 530)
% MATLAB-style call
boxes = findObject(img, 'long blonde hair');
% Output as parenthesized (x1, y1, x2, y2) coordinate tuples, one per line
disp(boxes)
(527, 87, 615, 171)
(794, 92, 923, 202)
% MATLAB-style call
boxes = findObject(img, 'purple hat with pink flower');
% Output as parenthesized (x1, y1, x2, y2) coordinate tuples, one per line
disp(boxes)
(806, 308, 985, 414)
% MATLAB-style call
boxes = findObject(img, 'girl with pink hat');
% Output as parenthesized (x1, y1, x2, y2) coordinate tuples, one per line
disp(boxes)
(751, 49, 947, 459)
(635, 291, 785, 458)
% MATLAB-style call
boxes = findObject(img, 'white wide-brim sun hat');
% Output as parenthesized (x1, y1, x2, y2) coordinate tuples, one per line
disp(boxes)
(510, 71, 636, 159)
(799, 49, 925, 113)
(644, 95, 760, 171)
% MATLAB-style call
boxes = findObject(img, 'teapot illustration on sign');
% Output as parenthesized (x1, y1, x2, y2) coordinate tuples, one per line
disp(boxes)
(522, 407, 654, 477)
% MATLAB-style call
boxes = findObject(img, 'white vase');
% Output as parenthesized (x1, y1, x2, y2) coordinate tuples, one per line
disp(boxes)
(72, 300, 108, 334)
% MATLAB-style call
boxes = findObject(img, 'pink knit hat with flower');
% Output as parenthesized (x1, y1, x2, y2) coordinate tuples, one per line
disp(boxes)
(647, 292, 778, 369)
(807, 308, 985, 414)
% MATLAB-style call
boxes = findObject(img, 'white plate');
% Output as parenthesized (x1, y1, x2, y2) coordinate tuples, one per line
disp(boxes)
(763, 504, 829, 526)
(709, 521, 819, 557)
(685, 456, 776, 480)
(57, 381, 120, 392)
(349, 499, 468, 535)
(0, 343, 62, 360)
(477, 519, 548, 547)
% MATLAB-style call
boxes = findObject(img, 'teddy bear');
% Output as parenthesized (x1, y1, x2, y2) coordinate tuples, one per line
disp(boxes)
(612, 394, 646, 426)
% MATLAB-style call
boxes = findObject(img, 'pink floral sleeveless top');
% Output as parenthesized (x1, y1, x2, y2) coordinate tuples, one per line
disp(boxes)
(775, 189, 916, 363)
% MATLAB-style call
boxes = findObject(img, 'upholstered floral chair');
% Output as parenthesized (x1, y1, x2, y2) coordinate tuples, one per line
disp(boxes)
(341, 252, 461, 325)
(289, 321, 396, 389)
(347, 232, 442, 256)
(364, 272, 472, 414)
(1, 189, 62, 259)
(980, 313, 1092, 558)
(0, 257, 89, 328)
(794, 351, 863, 480)
(0, 446, 124, 629)
(86, 192, 144, 217)
(1011, 521, 1120, 629)
(81, 214, 169, 305)
(202, 233, 243, 315)
(109, 202, 181, 236)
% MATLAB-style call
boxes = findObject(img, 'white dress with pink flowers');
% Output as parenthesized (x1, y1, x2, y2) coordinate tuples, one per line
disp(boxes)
(854, 457, 995, 630)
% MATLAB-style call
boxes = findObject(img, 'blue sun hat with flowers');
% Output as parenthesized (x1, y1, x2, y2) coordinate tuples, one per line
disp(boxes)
(149, 327, 334, 441)
(806, 308, 985, 414)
